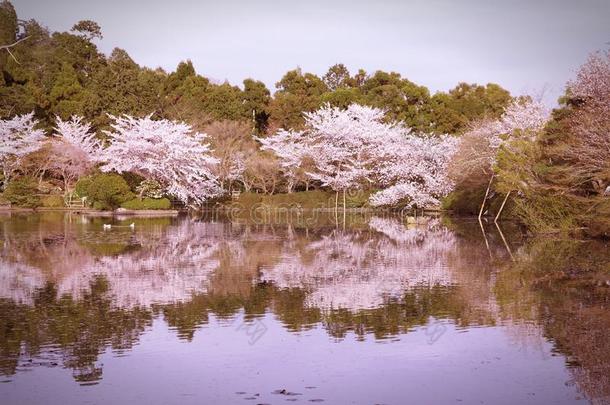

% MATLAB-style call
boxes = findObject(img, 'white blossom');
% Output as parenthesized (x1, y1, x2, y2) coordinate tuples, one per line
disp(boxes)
(54, 116, 101, 159)
(99, 115, 221, 203)
(0, 112, 45, 184)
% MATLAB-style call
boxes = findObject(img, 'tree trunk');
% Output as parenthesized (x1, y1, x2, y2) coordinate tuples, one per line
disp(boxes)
(494, 190, 511, 223)
(478, 175, 494, 222)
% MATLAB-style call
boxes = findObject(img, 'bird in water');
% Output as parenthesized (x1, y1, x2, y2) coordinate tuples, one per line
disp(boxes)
(103, 223, 135, 230)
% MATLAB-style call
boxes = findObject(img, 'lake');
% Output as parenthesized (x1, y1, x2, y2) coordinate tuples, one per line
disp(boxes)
(0, 211, 608, 405)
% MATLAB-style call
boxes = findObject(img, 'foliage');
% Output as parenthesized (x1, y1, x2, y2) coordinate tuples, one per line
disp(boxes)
(71, 20, 102, 40)
(446, 98, 550, 219)
(85, 173, 134, 210)
(493, 51, 610, 235)
(121, 197, 171, 210)
(74, 175, 93, 197)
(3, 176, 40, 207)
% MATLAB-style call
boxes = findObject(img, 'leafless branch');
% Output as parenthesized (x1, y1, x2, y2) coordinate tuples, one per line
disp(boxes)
(0, 36, 30, 64)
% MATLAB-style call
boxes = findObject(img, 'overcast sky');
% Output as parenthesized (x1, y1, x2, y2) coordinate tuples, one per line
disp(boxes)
(11, 0, 610, 106)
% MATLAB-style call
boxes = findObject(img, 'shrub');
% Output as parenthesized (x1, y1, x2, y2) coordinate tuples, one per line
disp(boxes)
(3, 176, 40, 208)
(121, 197, 171, 210)
(74, 176, 93, 198)
(41, 195, 65, 208)
(86, 173, 134, 210)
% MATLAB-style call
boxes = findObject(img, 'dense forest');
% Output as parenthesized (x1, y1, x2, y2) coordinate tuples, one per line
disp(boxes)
(0, 2, 512, 134)
(0, 0, 608, 238)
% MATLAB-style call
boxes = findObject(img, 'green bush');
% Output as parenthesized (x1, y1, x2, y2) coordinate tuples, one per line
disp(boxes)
(41, 195, 65, 208)
(86, 173, 134, 210)
(3, 176, 40, 208)
(74, 176, 93, 198)
(121, 197, 171, 210)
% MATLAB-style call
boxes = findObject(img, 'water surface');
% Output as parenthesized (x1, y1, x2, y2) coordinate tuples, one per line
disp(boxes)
(0, 212, 608, 404)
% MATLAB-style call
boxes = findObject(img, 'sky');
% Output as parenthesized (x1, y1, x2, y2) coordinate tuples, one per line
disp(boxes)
(11, 0, 610, 106)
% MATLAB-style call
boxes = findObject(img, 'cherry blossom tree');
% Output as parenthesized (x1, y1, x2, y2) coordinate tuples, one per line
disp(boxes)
(226, 152, 246, 191)
(303, 104, 398, 208)
(263, 104, 410, 207)
(369, 134, 459, 208)
(99, 115, 221, 204)
(568, 50, 610, 110)
(262, 103, 461, 209)
(50, 116, 101, 191)
(565, 50, 610, 193)
(0, 112, 45, 187)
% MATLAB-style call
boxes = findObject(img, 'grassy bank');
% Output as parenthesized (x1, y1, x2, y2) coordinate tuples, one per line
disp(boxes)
(226, 190, 373, 210)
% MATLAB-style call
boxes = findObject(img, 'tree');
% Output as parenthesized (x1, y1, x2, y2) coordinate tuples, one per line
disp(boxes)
(359, 71, 432, 132)
(302, 104, 390, 207)
(49, 116, 100, 190)
(99, 115, 221, 204)
(71, 20, 102, 41)
(429, 82, 512, 134)
(269, 68, 328, 129)
(323, 63, 351, 91)
(49, 62, 97, 120)
(203, 120, 256, 191)
(261, 103, 454, 209)
(449, 98, 549, 219)
(243, 79, 271, 133)
(242, 150, 282, 194)
(563, 50, 610, 192)
(0, 112, 45, 187)
(256, 129, 311, 193)
(369, 134, 459, 209)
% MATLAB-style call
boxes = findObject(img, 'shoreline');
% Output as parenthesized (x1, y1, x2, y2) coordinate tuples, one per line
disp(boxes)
(0, 207, 180, 216)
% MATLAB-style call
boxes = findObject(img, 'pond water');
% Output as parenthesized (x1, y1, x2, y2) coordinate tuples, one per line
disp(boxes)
(0, 212, 608, 405)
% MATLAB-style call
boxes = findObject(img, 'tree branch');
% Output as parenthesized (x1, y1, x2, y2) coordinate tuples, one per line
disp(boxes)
(0, 36, 31, 64)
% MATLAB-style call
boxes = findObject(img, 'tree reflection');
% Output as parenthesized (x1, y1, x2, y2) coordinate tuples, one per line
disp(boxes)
(0, 212, 608, 403)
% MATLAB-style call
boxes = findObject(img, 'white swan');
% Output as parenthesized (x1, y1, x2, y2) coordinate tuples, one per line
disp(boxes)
(129, 223, 135, 229)
(103, 224, 112, 230)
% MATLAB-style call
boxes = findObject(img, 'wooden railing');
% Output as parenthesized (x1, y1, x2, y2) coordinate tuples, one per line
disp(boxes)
(66, 194, 87, 208)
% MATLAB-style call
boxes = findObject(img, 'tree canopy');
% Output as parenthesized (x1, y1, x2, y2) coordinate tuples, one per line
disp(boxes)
(0, 1, 513, 135)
